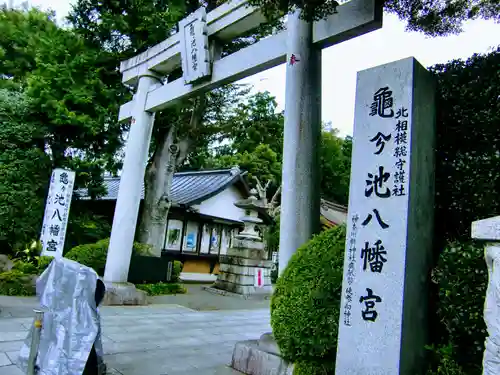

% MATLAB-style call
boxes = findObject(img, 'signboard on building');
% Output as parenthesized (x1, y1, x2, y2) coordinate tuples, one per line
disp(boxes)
(179, 7, 211, 84)
(40, 169, 75, 258)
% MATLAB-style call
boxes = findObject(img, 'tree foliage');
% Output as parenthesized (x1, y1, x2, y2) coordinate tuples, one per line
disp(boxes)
(202, 91, 352, 204)
(250, 0, 499, 36)
(0, 8, 125, 193)
(0, 89, 50, 252)
(208, 143, 283, 187)
(320, 130, 351, 206)
(0, 8, 129, 253)
(222, 91, 285, 158)
(0, 9, 58, 89)
(432, 240, 487, 374)
(423, 46, 499, 375)
(431, 46, 500, 242)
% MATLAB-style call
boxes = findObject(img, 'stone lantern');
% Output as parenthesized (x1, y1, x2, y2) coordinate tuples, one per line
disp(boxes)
(211, 188, 274, 297)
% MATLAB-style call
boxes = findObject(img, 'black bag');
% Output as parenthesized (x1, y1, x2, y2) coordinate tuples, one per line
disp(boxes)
(83, 279, 106, 375)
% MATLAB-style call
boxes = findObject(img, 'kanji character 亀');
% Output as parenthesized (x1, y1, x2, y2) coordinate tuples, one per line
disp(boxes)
(370, 87, 394, 118)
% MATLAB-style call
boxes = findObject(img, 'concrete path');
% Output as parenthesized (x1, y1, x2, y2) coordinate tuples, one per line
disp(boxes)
(150, 284, 271, 311)
(0, 284, 271, 318)
(0, 304, 271, 375)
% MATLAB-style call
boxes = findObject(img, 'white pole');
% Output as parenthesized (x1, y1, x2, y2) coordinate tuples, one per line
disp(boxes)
(104, 74, 159, 283)
(278, 9, 321, 274)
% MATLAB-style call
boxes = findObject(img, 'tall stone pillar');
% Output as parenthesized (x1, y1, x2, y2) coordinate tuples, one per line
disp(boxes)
(335, 57, 436, 375)
(279, 10, 321, 274)
(103, 73, 161, 305)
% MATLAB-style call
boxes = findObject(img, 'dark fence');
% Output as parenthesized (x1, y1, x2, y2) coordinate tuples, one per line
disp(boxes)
(128, 255, 175, 284)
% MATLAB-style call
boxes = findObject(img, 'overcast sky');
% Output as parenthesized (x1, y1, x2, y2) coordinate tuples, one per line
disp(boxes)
(10, 0, 500, 137)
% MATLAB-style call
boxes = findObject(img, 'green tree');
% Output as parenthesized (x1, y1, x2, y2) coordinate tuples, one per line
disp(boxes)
(26, 24, 124, 195)
(0, 8, 58, 89)
(0, 8, 125, 196)
(0, 8, 130, 252)
(320, 130, 351, 206)
(0, 89, 51, 252)
(200, 91, 285, 195)
(430, 46, 500, 242)
(205, 92, 352, 205)
(222, 91, 284, 158)
(249, 0, 499, 36)
(209, 143, 283, 188)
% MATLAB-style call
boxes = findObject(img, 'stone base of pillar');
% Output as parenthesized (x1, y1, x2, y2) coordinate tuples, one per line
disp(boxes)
(102, 282, 148, 306)
(205, 282, 273, 299)
(212, 242, 274, 298)
(231, 333, 293, 375)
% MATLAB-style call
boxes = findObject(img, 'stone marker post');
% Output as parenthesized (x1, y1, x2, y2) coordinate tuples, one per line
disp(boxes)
(471, 216, 500, 375)
(335, 57, 436, 375)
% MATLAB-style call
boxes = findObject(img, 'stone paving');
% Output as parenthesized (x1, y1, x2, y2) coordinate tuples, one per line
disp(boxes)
(0, 303, 271, 375)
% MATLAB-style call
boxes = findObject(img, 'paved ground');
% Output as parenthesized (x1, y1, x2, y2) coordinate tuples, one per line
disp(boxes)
(0, 284, 271, 318)
(0, 285, 272, 375)
(150, 285, 271, 311)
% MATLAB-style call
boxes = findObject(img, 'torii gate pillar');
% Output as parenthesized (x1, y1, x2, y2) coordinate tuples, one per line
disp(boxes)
(279, 11, 321, 274)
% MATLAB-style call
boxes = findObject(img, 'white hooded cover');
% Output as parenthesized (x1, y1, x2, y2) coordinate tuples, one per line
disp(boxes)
(18, 257, 104, 375)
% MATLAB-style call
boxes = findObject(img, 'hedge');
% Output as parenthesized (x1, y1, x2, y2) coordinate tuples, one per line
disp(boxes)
(432, 240, 487, 374)
(136, 282, 187, 296)
(65, 238, 154, 276)
(271, 225, 346, 370)
(0, 270, 36, 296)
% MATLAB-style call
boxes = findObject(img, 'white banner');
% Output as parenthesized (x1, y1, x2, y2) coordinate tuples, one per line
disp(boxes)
(40, 169, 76, 258)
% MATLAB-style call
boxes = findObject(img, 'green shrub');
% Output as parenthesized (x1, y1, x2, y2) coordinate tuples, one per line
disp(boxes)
(135, 282, 187, 296)
(293, 360, 335, 375)
(14, 240, 42, 264)
(271, 225, 346, 366)
(426, 344, 467, 375)
(133, 242, 155, 257)
(171, 260, 183, 282)
(12, 260, 38, 275)
(432, 240, 487, 373)
(65, 238, 160, 276)
(64, 211, 111, 251)
(65, 238, 110, 275)
(36, 256, 53, 274)
(0, 270, 36, 296)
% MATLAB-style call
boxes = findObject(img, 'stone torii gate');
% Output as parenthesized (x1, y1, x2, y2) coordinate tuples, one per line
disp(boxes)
(103, 0, 383, 300)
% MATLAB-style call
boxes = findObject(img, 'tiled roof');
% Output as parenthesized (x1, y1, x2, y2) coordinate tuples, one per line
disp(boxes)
(77, 167, 248, 206)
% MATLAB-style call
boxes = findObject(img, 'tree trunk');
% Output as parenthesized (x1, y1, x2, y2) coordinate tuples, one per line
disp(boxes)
(138, 96, 206, 256)
(138, 125, 177, 256)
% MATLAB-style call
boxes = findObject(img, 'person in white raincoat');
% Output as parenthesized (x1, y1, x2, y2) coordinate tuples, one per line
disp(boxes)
(18, 257, 105, 375)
